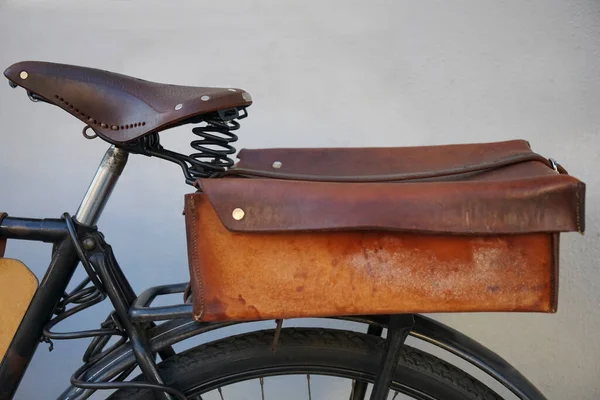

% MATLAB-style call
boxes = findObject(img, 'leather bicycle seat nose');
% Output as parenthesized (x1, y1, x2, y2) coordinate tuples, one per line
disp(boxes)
(4, 61, 252, 144)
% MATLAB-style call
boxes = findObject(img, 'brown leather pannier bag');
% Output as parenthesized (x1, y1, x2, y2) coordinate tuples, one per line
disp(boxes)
(184, 140, 585, 322)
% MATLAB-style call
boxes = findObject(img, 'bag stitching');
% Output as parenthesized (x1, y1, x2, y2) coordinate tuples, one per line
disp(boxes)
(575, 186, 581, 233)
(550, 233, 558, 311)
(189, 196, 205, 320)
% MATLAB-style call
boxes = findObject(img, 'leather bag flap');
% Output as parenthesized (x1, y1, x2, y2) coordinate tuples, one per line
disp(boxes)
(197, 170, 585, 235)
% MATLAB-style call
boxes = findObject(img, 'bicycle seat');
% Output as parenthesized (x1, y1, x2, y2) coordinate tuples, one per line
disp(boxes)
(4, 61, 252, 144)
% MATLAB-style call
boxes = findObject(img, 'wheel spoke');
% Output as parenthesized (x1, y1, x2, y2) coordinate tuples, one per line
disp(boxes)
(307, 374, 312, 400)
(350, 380, 369, 400)
(350, 324, 384, 400)
(391, 392, 399, 400)
(260, 377, 265, 400)
(217, 387, 224, 400)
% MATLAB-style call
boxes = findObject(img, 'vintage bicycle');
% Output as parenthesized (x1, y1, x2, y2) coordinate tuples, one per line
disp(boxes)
(0, 61, 585, 400)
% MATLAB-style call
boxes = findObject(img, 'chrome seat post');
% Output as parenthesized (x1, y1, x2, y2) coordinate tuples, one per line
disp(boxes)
(75, 146, 129, 226)
(73, 146, 175, 398)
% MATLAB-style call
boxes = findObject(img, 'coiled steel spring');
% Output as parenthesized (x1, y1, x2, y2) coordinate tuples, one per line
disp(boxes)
(187, 117, 240, 179)
(131, 108, 246, 185)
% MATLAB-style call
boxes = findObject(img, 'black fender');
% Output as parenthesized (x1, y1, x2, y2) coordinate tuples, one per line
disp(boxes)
(60, 314, 547, 400)
(410, 315, 546, 400)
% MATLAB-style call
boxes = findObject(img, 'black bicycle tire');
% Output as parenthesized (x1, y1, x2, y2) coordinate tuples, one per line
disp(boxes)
(110, 328, 501, 400)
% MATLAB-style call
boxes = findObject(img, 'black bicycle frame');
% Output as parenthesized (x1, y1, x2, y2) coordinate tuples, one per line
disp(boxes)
(0, 146, 548, 400)
(0, 217, 78, 397)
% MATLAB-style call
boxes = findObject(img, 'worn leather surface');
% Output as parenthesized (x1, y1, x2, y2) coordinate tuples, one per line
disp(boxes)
(200, 140, 585, 234)
(234, 140, 541, 177)
(227, 152, 562, 182)
(186, 141, 584, 321)
(0, 259, 38, 361)
(4, 61, 252, 143)
(198, 173, 584, 234)
(185, 194, 557, 322)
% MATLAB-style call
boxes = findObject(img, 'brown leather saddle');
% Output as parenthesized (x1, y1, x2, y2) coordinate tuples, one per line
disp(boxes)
(4, 61, 252, 143)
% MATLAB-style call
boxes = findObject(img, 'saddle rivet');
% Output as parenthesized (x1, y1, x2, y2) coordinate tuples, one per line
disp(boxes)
(19, 71, 28, 80)
(201, 95, 210, 101)
(232, 208, 245, 221)
(175, 103, 183, 110)
(242, 92, 252, 102)
(100, 123, 108, 128)
(272, 161, 283, 169)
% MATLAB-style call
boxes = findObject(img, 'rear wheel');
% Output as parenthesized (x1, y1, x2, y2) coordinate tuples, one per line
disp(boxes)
(110, 328, 501, 400)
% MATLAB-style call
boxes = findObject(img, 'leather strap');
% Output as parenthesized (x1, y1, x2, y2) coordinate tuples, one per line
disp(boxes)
(224, 152, 561, 183)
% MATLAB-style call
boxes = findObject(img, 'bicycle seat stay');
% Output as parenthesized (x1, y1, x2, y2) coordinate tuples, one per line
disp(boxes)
(4, 61, 252, 143)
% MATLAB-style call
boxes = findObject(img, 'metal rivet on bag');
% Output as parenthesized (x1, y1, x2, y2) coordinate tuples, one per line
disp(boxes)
(20, 71, 28, 80)
(232, 208, 245, 221)
(201, 95, 210, 101)
(272, 161, 282, 169)
(175, 103, 183, 110)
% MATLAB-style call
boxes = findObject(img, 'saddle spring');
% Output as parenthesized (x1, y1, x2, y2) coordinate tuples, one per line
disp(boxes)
(188, 111, 242, 179)
(129, 107, 246, 185)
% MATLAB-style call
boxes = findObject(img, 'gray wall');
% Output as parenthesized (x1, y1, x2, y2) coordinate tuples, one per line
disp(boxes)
(1, 1, 599, 399)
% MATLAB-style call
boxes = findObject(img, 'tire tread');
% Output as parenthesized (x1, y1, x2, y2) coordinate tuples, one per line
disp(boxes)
(111, 328, 501, 400)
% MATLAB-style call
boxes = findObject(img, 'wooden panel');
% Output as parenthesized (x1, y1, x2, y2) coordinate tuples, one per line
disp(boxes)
(0, 259, 38, 361)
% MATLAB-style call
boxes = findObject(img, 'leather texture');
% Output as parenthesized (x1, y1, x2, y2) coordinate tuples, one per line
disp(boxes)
(226, 152, 565, 183)
(0, 259, 38, 361)
(232, 140, 562, 178)
(185, 141, 584, 322)
(185, 194, 558, 322)
(4, 61, 252, 143)
(198, 174, 584, 234)
(200, 141, 585, 234)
